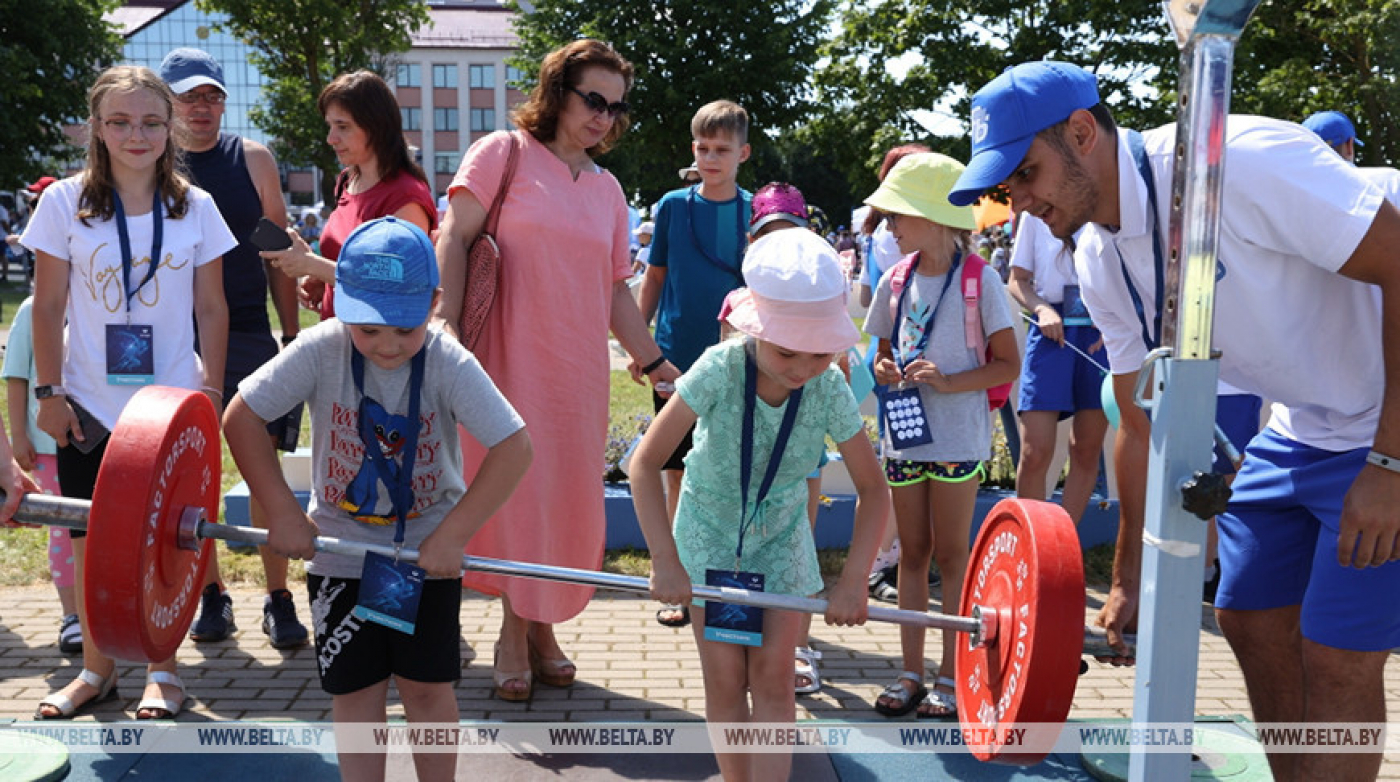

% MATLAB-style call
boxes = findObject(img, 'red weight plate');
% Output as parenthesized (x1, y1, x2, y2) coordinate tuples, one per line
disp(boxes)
(86, 387, 220, 662)
(956, 498, 1085, 765)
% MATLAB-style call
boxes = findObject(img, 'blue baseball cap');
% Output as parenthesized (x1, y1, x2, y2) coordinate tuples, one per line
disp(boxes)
(335, 217, 440, 328)
(948, 61, 1101, 207)
(1302, 111, 1363, 148)
(159, 48, 226, 95)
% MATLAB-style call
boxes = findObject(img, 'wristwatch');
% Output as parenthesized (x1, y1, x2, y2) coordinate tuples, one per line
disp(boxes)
(34, 385, 66, 400)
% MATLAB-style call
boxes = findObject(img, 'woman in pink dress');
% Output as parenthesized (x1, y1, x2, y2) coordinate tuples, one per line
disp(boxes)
(436, 40, 678, 701)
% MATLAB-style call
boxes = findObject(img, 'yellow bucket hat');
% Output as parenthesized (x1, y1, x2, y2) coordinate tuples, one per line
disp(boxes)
(864, 152, 977, 231)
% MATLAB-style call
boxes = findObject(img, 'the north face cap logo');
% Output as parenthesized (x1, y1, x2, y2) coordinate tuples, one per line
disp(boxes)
(359, 253, 405, 284)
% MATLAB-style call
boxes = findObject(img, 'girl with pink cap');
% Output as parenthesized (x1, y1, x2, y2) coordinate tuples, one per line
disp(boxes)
(632, 228, 889, 781)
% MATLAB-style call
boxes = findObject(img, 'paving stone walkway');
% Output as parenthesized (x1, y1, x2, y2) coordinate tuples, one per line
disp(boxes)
(1, 583, 1397, 779)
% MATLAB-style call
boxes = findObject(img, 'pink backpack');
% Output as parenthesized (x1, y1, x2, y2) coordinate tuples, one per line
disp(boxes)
(888, 251, 1011, 411)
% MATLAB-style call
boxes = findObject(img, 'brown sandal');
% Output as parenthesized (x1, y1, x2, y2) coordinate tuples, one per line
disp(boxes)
(529, 642, 577, 688)
(492, 642, 532, 702)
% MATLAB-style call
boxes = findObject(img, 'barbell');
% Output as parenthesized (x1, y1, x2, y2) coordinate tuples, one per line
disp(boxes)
(6, 386, 1129, 766)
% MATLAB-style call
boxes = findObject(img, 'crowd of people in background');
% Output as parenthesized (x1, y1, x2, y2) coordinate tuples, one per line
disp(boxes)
(0, 38, 1396, 782)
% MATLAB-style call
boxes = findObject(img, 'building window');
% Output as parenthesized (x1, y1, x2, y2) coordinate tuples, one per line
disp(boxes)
(434, 152, 459, 174)
(469, 64, 495, 90)
(396, 64, 420, 88)
(505, 65, 525, 89)
(470, 108, 495, 133)
(434, 107, 459, 132)
(432, 64, 457, 89)
(400, 107, 421, 131)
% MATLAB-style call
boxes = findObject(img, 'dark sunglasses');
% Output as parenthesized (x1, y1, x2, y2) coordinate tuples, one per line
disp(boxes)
(569, 87, 629, 118)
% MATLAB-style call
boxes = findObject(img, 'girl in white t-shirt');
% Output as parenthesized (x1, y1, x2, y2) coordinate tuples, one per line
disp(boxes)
(22, 65, 233, 721)
(862, 153, 1019, 720)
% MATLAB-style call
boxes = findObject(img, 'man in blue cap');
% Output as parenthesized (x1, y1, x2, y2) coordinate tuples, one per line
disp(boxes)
(951, 61, 1400, 781)
(161, 47, 309, 650)
(1302, 110, 1363, 164)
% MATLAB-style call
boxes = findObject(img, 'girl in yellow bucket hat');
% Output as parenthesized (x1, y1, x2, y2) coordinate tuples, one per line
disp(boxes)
(862, 152, 1021, 719)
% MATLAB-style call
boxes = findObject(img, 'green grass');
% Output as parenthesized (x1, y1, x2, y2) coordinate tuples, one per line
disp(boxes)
(0, 279, 32, 330)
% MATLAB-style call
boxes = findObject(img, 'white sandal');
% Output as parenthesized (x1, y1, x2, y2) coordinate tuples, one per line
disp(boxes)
(136, 671, 188, 720)
(874, 671, 927, 718)
(917, 675, 958, 719)
(794, 646, 823, 694)
(35, 668, 118, 720)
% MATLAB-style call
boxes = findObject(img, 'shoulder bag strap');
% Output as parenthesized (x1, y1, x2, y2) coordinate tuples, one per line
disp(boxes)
(482, 131, 522, 237)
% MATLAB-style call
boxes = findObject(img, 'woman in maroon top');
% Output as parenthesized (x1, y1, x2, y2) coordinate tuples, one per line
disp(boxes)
(262, 70, 436, 318)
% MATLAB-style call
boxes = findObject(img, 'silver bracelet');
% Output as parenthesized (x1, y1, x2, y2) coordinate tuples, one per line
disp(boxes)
(1366, 450, 1400, 473)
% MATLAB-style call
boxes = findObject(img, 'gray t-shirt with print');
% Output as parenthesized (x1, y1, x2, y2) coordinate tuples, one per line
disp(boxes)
(864, 260, 1014, 462)
(238, 321, 524, 578)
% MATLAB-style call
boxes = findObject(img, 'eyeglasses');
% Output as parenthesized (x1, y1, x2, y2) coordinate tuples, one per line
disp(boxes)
(175, 91, 227, 105)
(102, 119, 170, 139)
(569, 87, 629, 119)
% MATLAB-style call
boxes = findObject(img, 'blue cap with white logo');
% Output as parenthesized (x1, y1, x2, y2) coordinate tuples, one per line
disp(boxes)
(335, 217, 440, 328)
(1302, 110, 1363, 148)
(948, 61, 1101, 207)
(159, 48, 226, 95)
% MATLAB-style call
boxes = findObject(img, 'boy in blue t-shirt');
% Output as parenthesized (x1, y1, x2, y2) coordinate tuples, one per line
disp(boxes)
(637, 100, 752, 627)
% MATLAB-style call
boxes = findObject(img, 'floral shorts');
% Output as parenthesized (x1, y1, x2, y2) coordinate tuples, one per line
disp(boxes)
(884, 458, 983, 487)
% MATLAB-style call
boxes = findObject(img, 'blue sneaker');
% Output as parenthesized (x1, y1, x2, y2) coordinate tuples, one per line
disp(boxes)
(262, 589, 309, 649)
(190, 583, 236, 642)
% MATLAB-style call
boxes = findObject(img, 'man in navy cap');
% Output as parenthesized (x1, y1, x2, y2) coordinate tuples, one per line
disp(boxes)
(1302, 110, 1363, 164)
(951, 61, 1400, 781)
(161, 47, 308, 650)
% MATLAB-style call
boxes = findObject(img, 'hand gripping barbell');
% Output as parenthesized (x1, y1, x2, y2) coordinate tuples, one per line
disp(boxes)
(5, 386, 1127, 765)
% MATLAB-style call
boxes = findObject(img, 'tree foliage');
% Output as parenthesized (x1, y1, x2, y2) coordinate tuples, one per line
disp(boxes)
(809, 1, 1178, 205)
(197, 0, 430, 204)
(813, 1, 1400, 205)
(508, 0, 834, 210)
(1231, 0, 1400, 168)
(0, 0, 122, 188)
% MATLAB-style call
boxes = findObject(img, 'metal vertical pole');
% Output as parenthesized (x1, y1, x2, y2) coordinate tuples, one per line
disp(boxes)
(1129, 2, 1262, 780)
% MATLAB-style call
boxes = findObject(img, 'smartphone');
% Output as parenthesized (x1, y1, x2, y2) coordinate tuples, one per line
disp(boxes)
(249, 216, 293, 252)
(276, 403, 304, 453)
(65, 397, 111, 454)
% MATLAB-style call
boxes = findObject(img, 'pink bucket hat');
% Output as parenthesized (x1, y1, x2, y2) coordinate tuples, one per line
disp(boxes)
(749, 182, 810, 234)
(723, 229, 860, 354)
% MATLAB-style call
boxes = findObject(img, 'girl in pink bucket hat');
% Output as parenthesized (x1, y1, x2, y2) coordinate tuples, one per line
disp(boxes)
(631, 228, 890, 782)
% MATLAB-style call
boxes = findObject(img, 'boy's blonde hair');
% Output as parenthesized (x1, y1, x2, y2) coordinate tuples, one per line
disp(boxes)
(691, 100, 748, 145)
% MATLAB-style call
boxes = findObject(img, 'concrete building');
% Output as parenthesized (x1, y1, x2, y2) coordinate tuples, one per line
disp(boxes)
(108, 0, 522, 203)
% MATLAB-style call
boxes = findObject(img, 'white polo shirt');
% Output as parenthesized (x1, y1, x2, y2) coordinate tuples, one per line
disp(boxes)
(1358, 166, 1400, 206)
(1075, 117, 1385, 451)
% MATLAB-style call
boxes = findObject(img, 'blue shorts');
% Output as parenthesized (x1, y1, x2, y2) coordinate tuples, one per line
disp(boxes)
(1017, 321, 1106, 416)
(1216, 428, 1400, 651)
(1212, 394, 1262, 475)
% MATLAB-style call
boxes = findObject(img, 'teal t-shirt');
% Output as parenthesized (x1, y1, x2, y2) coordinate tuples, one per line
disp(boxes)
(672, 339, 863, 598)
(649, 186, 752, 371)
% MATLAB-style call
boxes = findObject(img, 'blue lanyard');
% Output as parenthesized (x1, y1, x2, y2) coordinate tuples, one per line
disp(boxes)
(112, 190, 163, 316)
(685, 186, 745, 285)
(889, 251, 961, 370)
(352, 347, 426, 545)
(1119, 130, 1166, 349)
(737, 342, 803, 571)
